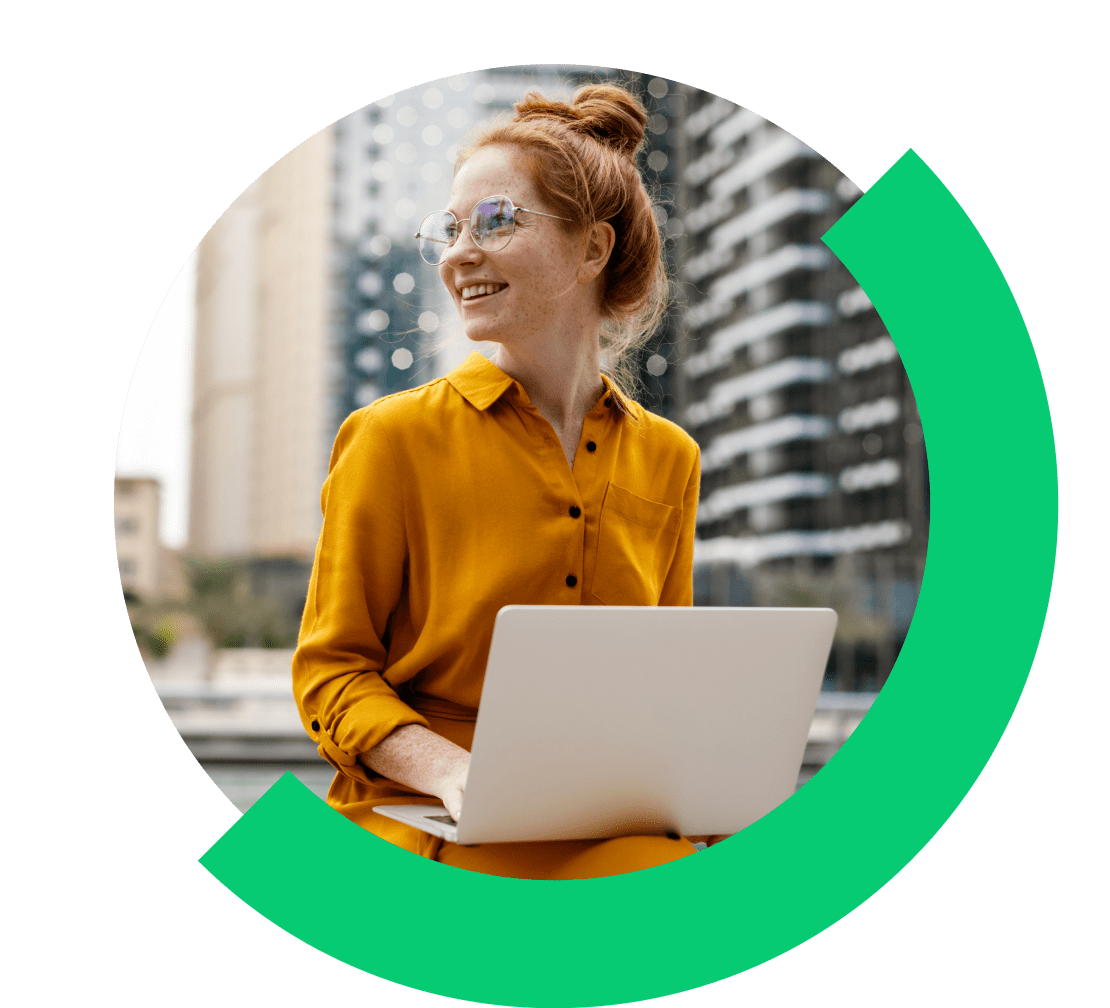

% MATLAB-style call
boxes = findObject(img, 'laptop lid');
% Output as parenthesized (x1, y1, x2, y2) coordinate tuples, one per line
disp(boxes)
(450, 605, 837, 845)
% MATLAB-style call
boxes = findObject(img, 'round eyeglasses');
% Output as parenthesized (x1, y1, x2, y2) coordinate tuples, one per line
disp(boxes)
(414, 195, 572, 266)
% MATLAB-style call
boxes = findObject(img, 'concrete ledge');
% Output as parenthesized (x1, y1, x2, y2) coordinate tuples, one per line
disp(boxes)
(183, 735, 325, 763)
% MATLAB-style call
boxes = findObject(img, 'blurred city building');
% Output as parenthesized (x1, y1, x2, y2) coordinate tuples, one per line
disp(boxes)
(599, 72, 684, 417)
(190, 127, 333, 634)
(191, 127, 333, 560)
(114, 476, 185, 601)
(672, 88, 928, 689)
(114, 476, 161, 599)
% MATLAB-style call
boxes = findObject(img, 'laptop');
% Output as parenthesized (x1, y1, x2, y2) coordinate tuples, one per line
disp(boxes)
(374, 604, 837, 845)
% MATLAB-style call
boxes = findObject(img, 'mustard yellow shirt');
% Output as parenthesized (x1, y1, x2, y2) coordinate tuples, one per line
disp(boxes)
(293, 351, 701, 855)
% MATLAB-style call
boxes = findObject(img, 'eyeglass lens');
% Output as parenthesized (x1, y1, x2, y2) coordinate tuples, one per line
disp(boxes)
(416, 197, 516, 265)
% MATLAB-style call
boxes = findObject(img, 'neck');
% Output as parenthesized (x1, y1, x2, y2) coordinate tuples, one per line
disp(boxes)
(493, 335, 606, 436)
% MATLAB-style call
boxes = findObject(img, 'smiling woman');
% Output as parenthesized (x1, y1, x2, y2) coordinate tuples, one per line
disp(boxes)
(292, 85, 707, 880)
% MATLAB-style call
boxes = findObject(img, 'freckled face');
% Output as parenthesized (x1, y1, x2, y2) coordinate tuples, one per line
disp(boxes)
(439, 145, 587, 347)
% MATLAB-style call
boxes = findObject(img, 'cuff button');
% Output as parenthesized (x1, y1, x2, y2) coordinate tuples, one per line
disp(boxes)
(311, 720, 320, 731)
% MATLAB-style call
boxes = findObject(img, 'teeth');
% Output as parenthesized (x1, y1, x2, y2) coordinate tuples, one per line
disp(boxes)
(461, 283, 506, 300)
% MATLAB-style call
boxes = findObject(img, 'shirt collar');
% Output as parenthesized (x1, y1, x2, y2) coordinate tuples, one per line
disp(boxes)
(445, 352, 517, 410)
(597, 373, 634, 417)
(446, 350, 635, 416)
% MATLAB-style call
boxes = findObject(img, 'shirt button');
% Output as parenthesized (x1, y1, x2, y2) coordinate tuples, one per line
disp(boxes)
(569, 505, 581, 518)
(586, 441, 597, 452)
(566, 574, 577, 587)
(311, 720, 320, 731)
(604, 397, 613, 408)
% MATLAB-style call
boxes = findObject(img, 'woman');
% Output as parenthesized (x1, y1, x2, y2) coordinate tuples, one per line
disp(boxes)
(293, 84, 706, 880)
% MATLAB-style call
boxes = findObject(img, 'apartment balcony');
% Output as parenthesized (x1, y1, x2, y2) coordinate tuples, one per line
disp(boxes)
(693, 520, 910, 566)
(838, 335, 899, 374)
(708, 133, 820, 201)
(711, 244, 830, 303)
(685, 300, 831, 378)
(839, 458, 903, 493)
(700, 414, 832, 474)
(682, 94, 736, 139)
(684, 190, 829, 283)
(686, 356, 832, 427)
(839, 395, 901, 433)
(697, 472, 832, 525)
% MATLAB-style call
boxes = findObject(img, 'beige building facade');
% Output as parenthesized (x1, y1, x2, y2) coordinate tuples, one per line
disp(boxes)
(114, 476, 190, 600)
(190, 127, 333, 558)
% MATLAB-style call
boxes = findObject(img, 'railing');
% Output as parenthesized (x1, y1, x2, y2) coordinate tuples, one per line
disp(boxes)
(155, 681, 879, 767)
(807, 691, 878, 765)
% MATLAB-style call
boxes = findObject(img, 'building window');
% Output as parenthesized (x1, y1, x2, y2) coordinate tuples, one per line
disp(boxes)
(118, 559, 136, 575)
(115, 517, 138, 534)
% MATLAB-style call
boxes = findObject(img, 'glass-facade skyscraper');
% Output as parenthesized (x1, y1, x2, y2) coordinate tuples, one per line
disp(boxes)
(673, 87, 927, 689)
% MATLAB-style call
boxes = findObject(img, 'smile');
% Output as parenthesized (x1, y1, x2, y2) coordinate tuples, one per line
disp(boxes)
(461, 283, 507, 301)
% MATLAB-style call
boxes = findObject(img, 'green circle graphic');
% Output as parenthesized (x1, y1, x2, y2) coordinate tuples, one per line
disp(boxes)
(199, 150, 1057, 1006)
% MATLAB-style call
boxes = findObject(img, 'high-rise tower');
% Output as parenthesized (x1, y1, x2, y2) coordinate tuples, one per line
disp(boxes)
(190, 127, 332, 559)
(674, 89, 927, 690)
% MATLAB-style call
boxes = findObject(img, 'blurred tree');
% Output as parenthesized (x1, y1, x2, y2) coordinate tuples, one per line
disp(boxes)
(125, 590, 185, 660)
(180, 556, 305, 649)
(752, 569, 889, 648)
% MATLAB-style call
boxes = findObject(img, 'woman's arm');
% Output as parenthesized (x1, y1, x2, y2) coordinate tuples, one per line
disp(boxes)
(360, 724, 470, 820)
(295, 410, 432, 783)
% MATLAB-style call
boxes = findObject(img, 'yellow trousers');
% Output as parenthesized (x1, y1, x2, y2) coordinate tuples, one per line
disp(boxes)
(436, 834, 697, 880)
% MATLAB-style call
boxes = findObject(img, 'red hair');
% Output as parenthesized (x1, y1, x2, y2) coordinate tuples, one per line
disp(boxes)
(461, 84, 667, 395)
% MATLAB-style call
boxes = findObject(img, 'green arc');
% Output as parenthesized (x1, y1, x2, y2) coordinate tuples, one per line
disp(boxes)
(199, 150, 1057, 1007)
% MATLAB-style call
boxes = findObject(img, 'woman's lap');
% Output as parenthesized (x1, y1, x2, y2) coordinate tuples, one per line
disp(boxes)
(436, 834, 696, 880)
(332, 713, 701, 877)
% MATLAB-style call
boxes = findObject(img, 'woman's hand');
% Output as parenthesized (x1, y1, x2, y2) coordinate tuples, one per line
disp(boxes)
(687, 834, 732, 848)
(436, 759, 468, 822)
(360, 723, 471, 821)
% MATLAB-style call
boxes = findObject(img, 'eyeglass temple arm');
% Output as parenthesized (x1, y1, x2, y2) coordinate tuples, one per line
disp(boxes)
(413, 204, 573, 240)
(516, 207, 573, 222)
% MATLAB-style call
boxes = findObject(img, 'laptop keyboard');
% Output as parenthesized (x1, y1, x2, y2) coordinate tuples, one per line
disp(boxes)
(425, 814, 457, 826)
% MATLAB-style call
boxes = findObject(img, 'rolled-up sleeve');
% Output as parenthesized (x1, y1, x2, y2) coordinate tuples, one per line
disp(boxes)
(293, 409, 429, 784)
(657, 445, 701, 607)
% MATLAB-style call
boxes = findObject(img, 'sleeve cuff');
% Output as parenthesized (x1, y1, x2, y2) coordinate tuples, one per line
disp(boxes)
(306, 696, 430, 786)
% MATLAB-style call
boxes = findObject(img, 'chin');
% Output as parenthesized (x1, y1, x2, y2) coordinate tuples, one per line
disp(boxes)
(461, 319, 507, 347)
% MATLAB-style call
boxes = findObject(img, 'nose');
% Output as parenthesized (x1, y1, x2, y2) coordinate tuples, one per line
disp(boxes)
(442, 219, 484, 271)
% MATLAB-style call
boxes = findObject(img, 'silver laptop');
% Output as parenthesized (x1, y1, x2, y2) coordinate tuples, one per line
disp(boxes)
(374, 605, 837, 845)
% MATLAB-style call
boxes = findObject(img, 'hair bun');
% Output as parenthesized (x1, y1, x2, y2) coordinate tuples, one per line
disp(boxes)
(514, 84, 648, 159)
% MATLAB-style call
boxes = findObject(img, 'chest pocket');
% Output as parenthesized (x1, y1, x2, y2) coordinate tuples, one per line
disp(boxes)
(589, 482, 682, 606)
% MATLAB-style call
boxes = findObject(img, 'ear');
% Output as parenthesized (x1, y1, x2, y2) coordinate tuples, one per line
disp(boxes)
(578, 221, 616, 284)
